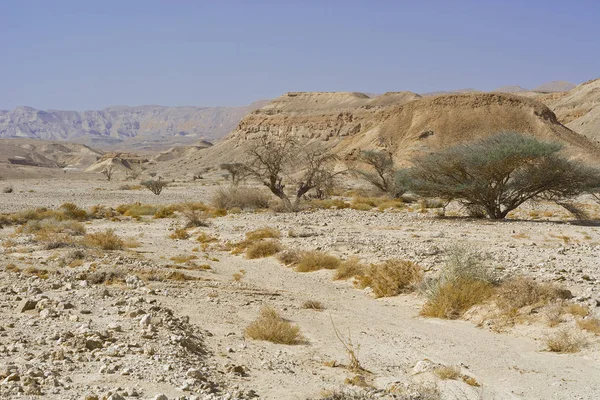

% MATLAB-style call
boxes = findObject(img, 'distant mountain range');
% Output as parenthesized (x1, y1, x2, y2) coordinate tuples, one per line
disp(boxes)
(0, 81, 578, 150)
(0, 101, 268, 150)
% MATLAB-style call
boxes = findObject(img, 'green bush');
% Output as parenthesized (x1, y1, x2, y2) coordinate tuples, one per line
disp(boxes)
(404, 132, 600, 219)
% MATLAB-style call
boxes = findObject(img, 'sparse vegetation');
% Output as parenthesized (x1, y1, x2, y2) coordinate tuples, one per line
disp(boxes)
(170, 228, 190, 240)
(179, 202, 210, 227)
(245, 240, 282, 259)
(302, 300, 325, 310)
(433, 365, 461, 380)
(546, 328, 585, 353)
(357, 259, 423, 298)
(246, 227, 281, 241)
(577, 317, 600, 335)
(101, 165, 115, 181)
(421, 246, 495, 319)
(404, 132, 600, 219)
(495, 277, 571, 312)
(141, 179, 168, 195)
(211, 186, 271, 210)
(354, 150, 406, 198)
(242, 135, 341, 210)
(82, 229, 124, 250)
(296, 251, 341, 272)
(245, 306, 304, 344)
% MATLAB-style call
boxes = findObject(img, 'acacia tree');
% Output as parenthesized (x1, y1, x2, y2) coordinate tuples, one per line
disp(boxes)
(355, 150, 406, 197)
(404, 132, 600, 219)
(220, 163, 250, 185)
(243, 135, 340, 210)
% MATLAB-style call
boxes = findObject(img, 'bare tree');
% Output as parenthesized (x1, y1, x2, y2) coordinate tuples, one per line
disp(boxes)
(220, 163, 250, 185)
(101, 165, 115, 181)
(243, 135, 340, 210)
(355, 150, 406, 197)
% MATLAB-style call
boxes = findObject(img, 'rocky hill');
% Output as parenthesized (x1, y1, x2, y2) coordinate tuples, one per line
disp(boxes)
(541, 78, 600, 142)
(175, 91, 600, 171)
(0, 101, 268, 149)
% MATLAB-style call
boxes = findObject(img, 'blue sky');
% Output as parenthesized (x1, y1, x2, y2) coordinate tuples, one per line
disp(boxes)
(1, 0, 599, 110)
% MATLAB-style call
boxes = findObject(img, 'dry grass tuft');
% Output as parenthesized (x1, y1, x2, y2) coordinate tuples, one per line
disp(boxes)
(296, 251, 341, 272)
(276, 249, 302, 266)
(82, 229, 124, 250)
(421, 278, 494, 319)
(197, 232, 218, 243)
(211, 186, 271, 210)
(357, 259, 422, 298)
(577, 318, 600, 335)
(246, 227, 281, 241)
(564, 303, 590, 317)
(495, 277, 571, 312)
(334, 257, 367, 281)
(546, 328, 585, 353)
(170, 254, 198, 264)
(433, 365, 461, 380)
(302, 300, 325, 311)
(179, 203, 210, 227)
(245, 306, 304, 344)
(245, 240, 282, 259)
(170, 228, 190, 240)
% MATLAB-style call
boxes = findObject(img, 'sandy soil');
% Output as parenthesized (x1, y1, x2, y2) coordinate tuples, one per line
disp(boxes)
(1, 176, 600, 400)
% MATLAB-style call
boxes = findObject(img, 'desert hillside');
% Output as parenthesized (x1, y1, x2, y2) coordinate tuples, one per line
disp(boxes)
(541, 78, 600, 142)
(0, 101, 268, 149)
(175, 91, 600, 172)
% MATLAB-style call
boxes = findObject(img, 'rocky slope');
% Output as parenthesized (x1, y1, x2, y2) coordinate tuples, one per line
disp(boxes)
(0, 102, 268, 149)
(180, 91, 600, 170)
(541, 78, 600, 142)
(0, 139, 102, 169)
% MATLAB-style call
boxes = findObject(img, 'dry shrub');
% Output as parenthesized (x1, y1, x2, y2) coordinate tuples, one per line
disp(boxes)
(577, 318, 600, 335)
(245, 306, 304, 344)
(82, 229, 124, 250)
(334, 257, 367, 280)
(276, 249, 301, 266)
(421, 278, 494, 319)
(179, 203, 209, 227)
(546, 328, 585, 353)
(116, 203, 158, 219)
(433, 365, 461, 380)
(170, 254, 197, 264)
(59, 203, 88, 221)
(357, 259, 422, 298)
(197, 232, 218, 243)
(170, 228, 190, 240)
(246, 227, 281, 241)
(564, 303, 590, 317)
(302, 300, 325, 310)
(496, 277, 571, 312)
(122, 237, 141, 248)
(89, 205, 117, 219)
(296, 251, 341, 272)
(245, 240, 282, 259)
(211, 186, 271, 210)
(81, 270, 126, 285)
(344, 374, 370, 387)
(153, 206, 174, 219)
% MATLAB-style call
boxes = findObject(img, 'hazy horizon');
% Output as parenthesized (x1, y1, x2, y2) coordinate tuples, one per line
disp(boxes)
(1, 0, 599, 110)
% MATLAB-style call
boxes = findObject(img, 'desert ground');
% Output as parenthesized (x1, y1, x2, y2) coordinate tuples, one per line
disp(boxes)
(1, 170, 599, 400)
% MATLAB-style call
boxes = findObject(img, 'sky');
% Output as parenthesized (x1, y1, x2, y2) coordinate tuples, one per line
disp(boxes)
(1, 0, 599, 110)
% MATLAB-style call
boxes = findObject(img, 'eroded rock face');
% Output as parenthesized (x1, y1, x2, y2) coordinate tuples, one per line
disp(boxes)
(214, 91, 600, 165)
